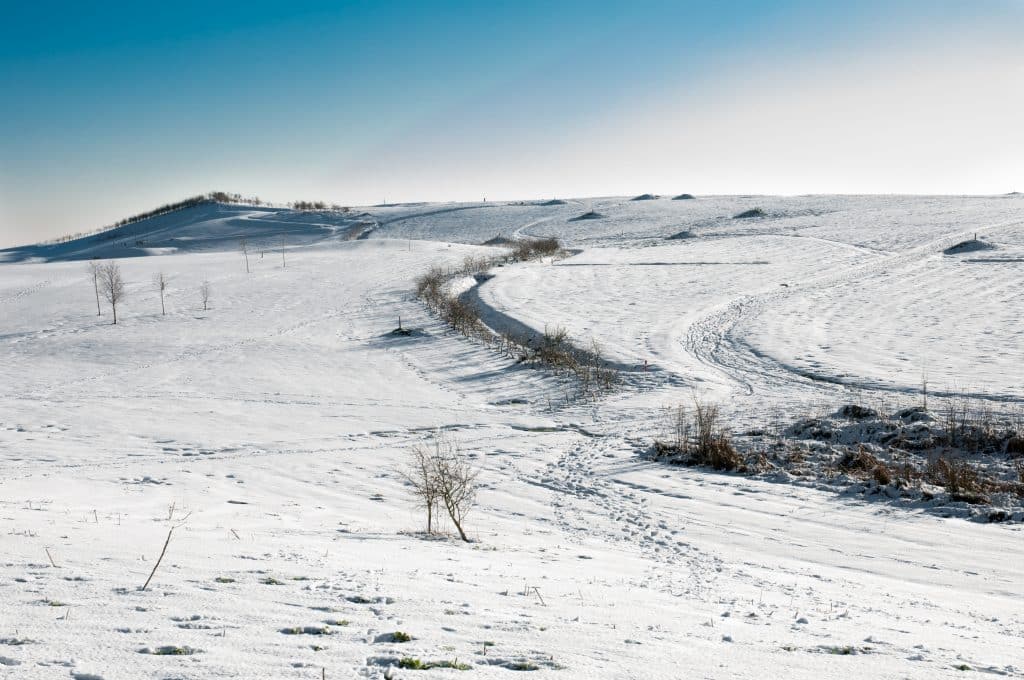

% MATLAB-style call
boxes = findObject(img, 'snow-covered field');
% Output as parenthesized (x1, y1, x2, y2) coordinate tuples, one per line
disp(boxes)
(1, 195, 1023, 678)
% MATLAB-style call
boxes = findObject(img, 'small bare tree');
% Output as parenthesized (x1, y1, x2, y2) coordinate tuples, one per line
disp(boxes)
(400, 442, 441, 534)
(240, 239, 249, 273)
(98, 261, 126, 324)
(154, 271, 167, 315)
(402, 433, 478, 542)
(199, 280, 211, 311)
(432, 442, 478, 542)
(87, 260, 102, 316)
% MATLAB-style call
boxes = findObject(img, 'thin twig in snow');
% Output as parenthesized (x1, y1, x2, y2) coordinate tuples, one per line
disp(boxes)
(141, 526, 175, 591)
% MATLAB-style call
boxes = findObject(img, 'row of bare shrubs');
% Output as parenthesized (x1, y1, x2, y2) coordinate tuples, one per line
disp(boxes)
(415, 265, 491, 342)
(413, 246, 617, 399)
(291, 200, 348, 211)
(415, 237, 563, 300)
(530, 326, 619, 394)
(939, 394, 1024, 453)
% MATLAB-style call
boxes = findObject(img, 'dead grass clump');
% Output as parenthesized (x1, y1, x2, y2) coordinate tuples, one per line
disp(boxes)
(693, 401, 743, 470)
(940, 396, 1005, 453)
(654, 401, 743, 471)
(532, 237, 560, 256)
(459, 254, 492, 275)
(510, 238, 561, 261)
(837, 447, 878, 473)
(837, 447, 892, 485)
(534, 325, 577, 371)
(579, 340, 619, 394)
(838, 404, 878, 420)
(925, 457, 989, 504)
(872, 464, 893, 485)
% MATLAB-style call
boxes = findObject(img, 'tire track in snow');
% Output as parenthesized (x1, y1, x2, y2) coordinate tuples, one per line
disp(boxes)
(684, 217, 1024, 404)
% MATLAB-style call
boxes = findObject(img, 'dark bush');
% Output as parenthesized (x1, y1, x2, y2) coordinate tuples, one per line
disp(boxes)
(734, 208, 766, 219)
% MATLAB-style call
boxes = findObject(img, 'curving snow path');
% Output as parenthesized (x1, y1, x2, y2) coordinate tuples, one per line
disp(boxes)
(2, 196, 1023, 678)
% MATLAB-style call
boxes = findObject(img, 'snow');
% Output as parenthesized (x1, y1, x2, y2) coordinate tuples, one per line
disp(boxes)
(1, 195, 1023, 678)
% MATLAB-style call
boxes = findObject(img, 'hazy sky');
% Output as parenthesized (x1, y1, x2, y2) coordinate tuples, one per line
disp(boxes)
(1, 1, 1022, 247)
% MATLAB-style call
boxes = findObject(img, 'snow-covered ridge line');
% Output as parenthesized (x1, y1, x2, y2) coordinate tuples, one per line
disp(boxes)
(33, 192, 271, 248)
(0, 202, 366, 264)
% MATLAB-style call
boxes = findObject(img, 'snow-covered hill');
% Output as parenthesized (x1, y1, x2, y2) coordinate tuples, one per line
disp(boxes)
(1, 195, 1022, 678)
(0, 202, 375, 263)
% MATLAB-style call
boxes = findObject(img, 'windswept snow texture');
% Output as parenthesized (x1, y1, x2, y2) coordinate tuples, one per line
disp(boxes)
(0, 203, 371, 263)
(1, 194, 1023, 679)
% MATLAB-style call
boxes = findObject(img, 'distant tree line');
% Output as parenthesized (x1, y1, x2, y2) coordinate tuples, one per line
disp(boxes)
(99, 192, 266, 234)
(291, 200, 348, 212)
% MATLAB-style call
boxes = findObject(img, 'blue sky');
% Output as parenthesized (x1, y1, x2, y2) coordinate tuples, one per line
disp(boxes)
(1, 1, 1022, 245)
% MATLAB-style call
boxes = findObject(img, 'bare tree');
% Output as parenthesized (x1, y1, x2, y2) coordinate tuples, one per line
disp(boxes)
(399, 443, 440, 534)
(431, 436, 479, 542)
(199, 280, 211, 311)
(240, 239, 249, 273)
(154, 271, 167, 315)
(98, 262, 126, 324)
(87, 260, 102, 316)
(402, 433, 478, 542)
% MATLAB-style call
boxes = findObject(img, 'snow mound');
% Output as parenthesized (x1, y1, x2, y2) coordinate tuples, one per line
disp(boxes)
(569, 211, 604, 221)
(734, 208, 767, 219)
(540, 199, 567, 206)
(631, 193, 658, 201)
(666, 230, 696, 240)
(672, 193, 696, 200)
(944, 239, 996, 255)
(784, 406, 938, 449)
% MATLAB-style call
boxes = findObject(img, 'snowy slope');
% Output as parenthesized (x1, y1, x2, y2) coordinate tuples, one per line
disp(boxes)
(0, 203, 369, 263)
(1, 196, 1022, 678)
(477, 194, 1024, 410)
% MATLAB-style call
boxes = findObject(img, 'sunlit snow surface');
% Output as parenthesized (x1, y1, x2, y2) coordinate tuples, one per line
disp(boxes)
(1, 195, 1022, 678)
